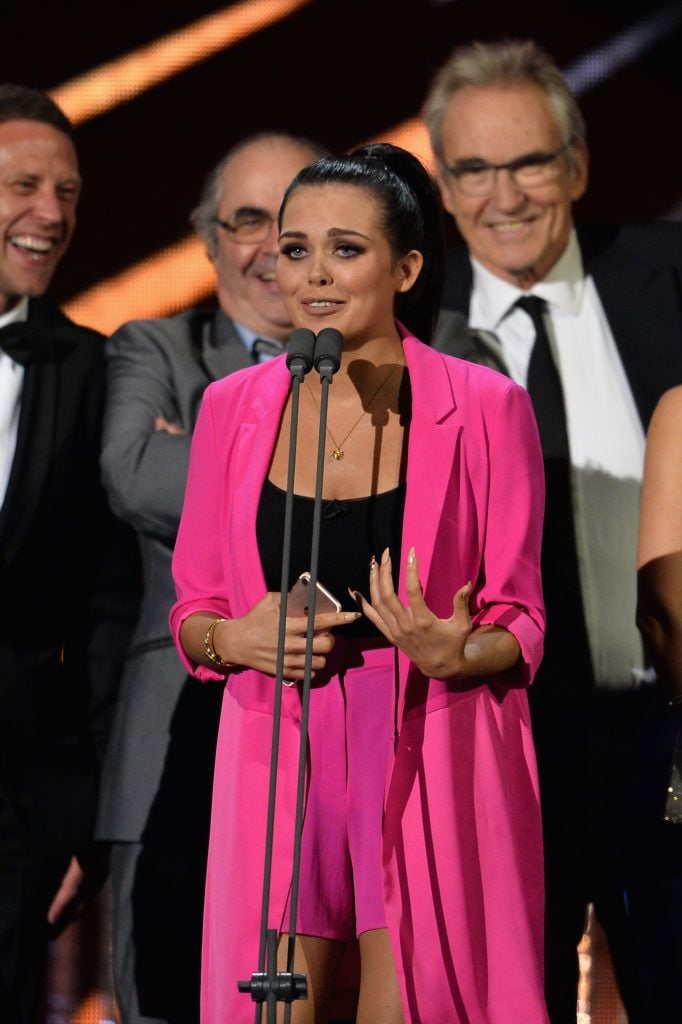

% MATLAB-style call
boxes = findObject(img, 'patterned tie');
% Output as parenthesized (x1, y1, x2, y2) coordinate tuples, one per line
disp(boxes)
(514, 293, 593, 694)
(252, 338, 284, 363)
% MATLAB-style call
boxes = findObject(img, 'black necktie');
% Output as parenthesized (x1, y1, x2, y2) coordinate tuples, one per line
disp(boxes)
(252, 338, 284, 363)
(514, 293, 594, 694)
(515, 294, 569, 460)
(0, 320, 48, 366)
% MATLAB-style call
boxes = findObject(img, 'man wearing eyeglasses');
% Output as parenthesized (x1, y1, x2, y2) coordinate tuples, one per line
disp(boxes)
(95, 132, 325, 1024)
(425, 38, 682, 1024)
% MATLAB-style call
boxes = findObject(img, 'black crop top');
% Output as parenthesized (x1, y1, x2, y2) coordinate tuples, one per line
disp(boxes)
(256, 479, 407, 640)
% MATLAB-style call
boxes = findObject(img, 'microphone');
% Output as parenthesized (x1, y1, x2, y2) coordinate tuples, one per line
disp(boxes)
(286, 328, 316, 381)
(242, 326, 342, 1015)
(313, 328, 343, 382)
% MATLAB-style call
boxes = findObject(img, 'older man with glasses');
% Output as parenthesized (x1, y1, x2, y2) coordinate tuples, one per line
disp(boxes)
(94, 131, 326, 1024)
(426, 38, 682, 1024)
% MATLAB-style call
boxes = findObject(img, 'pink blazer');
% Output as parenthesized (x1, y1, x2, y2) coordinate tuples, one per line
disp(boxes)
(171, 329, 548, 1024)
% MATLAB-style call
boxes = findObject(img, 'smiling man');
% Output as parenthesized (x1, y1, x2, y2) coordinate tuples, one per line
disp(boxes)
(0, 117, 79, 304)
(0, 85, 140, 1023)
(95, 132, 326, 1024)
(425, 39, 682, 1024)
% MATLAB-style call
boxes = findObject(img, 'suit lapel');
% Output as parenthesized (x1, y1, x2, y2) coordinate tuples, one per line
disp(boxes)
(0, 300, 58, 561)
(229, 361, 292, 613)
(201, 309, 254, 382)
(400, 335, 462, 602)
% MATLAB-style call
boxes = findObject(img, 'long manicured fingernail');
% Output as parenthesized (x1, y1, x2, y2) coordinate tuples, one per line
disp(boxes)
(348, 588, 363, 604)
(381, 547, 390, 565)
(407, 546, 416, 565)
(344, 612, 361, 621)
(369, 555, 377, 572)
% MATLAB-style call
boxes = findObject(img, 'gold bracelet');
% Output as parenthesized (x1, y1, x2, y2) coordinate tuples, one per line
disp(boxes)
(204, 617, 232, 669)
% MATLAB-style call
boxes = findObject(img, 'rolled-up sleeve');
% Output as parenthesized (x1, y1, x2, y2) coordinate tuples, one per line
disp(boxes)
(170, 385, 232, 681)
(472, 380, 546, 686)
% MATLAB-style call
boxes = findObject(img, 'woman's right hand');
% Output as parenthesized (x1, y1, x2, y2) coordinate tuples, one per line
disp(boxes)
(214, 594, 359, 680)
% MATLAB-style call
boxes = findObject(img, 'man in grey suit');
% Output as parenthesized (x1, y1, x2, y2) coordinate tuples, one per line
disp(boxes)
(424, 39, 682, 1023)
(96, 132, 326, 1024)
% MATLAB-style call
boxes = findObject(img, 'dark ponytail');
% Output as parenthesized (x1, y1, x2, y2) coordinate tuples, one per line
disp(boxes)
(279, 143, 445, 343)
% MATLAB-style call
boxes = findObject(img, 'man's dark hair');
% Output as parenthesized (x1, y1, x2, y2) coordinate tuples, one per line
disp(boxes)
(0, 84, 73, 136)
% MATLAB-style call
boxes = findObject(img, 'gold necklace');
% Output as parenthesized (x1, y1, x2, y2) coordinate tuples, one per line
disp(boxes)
(305, 363, 401, 461)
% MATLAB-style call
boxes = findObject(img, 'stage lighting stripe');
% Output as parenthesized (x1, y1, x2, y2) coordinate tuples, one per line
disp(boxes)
(63, 118, 435, 334)
(564, 1, 682, 96)
(65, 237, 214, 335)
(50, 0, 312, 125)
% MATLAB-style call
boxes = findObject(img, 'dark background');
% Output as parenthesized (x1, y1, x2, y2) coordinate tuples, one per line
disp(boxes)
(4, 0, 682, 310)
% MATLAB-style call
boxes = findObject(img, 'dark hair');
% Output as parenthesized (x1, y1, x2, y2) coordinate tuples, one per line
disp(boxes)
(0, 83, 73, 136)
(279, 142, 445, 343)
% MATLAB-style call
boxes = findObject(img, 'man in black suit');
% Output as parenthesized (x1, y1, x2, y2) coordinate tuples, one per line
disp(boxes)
(423, 39, 682, 1023)
(0, 84, 139, 1023)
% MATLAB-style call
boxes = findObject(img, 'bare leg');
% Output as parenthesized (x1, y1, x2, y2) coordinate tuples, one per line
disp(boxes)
(357, 928, 405, 1024)
(276, 933, 346, 1024)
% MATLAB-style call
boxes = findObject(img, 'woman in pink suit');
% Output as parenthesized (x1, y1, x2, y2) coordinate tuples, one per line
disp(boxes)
(171, 144, 548, 1024)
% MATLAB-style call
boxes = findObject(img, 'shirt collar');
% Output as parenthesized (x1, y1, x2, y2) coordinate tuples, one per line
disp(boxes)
(0, 296, 29, 332)
(471, 229, 585, 328)
(231, 319, 284, 355)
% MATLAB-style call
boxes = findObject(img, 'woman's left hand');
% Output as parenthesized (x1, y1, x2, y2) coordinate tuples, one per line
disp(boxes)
(353, 547, 474, 680)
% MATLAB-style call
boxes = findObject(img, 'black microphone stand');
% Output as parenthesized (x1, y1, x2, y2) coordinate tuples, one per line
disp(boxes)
(281, 328, 343, 1024)
(238, 328, 315, 1023)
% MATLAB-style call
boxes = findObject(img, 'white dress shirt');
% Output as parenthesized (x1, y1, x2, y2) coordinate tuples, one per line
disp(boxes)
(469, 231, 646, 688)
(0, 296, 29, 509)
(232, 321, 284, 361)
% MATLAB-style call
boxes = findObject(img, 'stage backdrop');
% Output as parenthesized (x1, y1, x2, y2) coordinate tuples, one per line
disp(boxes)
(4, 0, 681, 334)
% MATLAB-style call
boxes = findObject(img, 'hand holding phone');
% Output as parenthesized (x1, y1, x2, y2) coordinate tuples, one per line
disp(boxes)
(287, 572, 342, 617)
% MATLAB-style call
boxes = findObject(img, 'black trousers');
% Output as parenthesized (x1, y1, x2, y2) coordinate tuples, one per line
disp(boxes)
(532, 686, 682, 1024)
(0, 850, 70, 1024)
(110, 840, 210, 1024)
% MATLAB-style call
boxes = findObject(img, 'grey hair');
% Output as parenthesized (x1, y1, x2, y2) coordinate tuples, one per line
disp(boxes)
(423, 39, 586, 168)
(190, 131, 328, 259)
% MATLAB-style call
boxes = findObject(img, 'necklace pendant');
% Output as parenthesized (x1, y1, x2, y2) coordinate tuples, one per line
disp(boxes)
(330, 446, 345, 461)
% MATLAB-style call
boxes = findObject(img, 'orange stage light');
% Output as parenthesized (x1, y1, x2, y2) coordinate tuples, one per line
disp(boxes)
(65, 237, 214, 336)
(50, 0, 312, 125)
(64, 119, 435, 334)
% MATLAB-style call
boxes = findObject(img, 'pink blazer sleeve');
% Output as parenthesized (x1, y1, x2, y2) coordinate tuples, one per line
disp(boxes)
(472, 378, 545, 686)
(170, 385, 232, 681)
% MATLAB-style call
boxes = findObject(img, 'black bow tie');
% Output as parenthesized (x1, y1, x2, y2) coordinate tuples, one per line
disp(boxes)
(0, 320, 49, 366)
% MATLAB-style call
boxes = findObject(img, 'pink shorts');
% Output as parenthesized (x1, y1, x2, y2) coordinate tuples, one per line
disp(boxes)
(282, 639, 397, 941)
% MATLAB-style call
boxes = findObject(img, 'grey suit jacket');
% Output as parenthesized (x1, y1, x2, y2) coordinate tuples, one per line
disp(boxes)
(96, 307, 256, 842)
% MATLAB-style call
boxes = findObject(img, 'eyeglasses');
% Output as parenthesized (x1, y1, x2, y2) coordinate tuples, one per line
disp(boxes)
(443, 142, 573, 197)
(213, 208, 276, 244)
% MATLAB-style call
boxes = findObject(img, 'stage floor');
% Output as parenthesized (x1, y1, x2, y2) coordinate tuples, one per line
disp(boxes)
(42, 888, 627, 1024)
